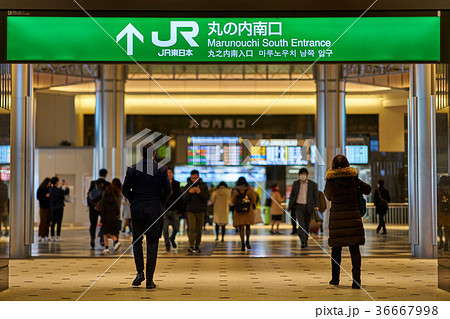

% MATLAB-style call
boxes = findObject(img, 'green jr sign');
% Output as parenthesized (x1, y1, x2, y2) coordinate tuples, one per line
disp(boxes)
(6, 16, 440, 62)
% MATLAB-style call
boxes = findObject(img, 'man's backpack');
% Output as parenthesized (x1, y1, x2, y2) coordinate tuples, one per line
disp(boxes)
(235, 188, 251, 213)
(88, 181, 104, 205)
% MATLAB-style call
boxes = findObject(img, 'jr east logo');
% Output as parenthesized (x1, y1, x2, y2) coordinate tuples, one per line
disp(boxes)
(116, 21, 199, 57)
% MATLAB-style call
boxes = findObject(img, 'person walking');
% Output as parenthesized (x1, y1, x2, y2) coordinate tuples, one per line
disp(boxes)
(288, 168, 319, 248)
(324, 154, 371, 289)
(122, 142, 171, 289)
(211, 181, 231, 242)
(121, 197, 132, 233)
(100, 178, 122, 254)
(87, 169, 111, 249)
(269, 184, 285, 235)
(37, 177, 51, 242)
(437, 176, 450, 251)
(183, 169, 209, 253)
(373, 179, 391, 234)
(163, 167, 182, 252)
(0, 177, 8, 237)
(232, 177, 257, 251)
(49, 176, 69, 241)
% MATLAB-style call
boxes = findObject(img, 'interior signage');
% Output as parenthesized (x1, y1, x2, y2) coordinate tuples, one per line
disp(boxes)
(6, 16, 440, 62)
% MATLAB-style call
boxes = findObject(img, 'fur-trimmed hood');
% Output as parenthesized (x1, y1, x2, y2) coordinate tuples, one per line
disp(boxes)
(325, 167, 358, 180)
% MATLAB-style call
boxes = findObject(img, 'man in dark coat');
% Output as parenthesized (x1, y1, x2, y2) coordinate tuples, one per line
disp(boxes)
(87, 169, 110, 249)
(122, 142, 171, 289)
(183, 170, 209, 253)
(163, 167, 182, 252)
(324, 158, 371, 289)
(373, 179, 391, 234)
(288, 168, 319, 248)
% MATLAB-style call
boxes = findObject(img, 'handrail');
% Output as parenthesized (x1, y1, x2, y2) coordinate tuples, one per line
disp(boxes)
(364, 203, 409, 225)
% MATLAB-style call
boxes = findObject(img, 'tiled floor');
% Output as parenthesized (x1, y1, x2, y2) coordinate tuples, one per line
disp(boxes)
(29, 223, 411, 258)
(1, 224, 448, 301)
(0, 257, 449, 301)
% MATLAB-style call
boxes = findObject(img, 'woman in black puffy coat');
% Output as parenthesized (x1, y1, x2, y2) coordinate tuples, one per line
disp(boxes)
(324, 155, 371, 289)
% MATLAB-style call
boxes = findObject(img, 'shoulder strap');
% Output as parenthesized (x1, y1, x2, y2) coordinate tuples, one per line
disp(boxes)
(377, 188, 385, 201)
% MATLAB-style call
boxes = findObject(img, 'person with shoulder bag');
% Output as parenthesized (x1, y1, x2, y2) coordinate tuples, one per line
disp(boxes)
(87, 169, 110, 249)
(231, 177, 257, 251)
(373, 179, 391, 235)
(324, 155, 371, 289)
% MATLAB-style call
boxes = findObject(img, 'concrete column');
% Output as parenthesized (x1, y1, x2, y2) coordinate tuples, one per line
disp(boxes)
(10, 64, 34, 258)
(315, 64, 345, 191)
(94, 65, 125, 180)
(408, 64, 437, 258)
(315, 65, 345, 232)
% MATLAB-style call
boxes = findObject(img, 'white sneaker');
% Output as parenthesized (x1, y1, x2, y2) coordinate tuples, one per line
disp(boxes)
(113, 241, 121, 251)
(102, 248, 109, 254)
(38, 237, 43, 242)
(43, 237, 48, 242)
(55, 236, 60, 241)
(50, 237, 56, 242)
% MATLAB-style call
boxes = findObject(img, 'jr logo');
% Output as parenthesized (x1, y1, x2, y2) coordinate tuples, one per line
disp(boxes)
(151, 21, 199, 47)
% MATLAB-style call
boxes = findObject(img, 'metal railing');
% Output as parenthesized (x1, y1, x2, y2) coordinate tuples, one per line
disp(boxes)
(365, 203, 409, 225)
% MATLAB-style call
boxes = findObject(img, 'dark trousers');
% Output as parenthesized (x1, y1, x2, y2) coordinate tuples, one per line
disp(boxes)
(89, 207, 104, 244)
(376, 213, 386, 233)
(163, 210, 180, 247)
(188, 211, 204, 248)
(38, 208, 51, 238)
(132, 237, 159, 281)
(291, 213, 297, 233)
(294, 204, 311, 245)
(331, 245, 361, 283)
(50, 208, 64, 237)
(131, 209, 162, 281)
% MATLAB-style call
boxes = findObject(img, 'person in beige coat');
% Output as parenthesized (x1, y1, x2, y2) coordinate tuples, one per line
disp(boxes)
(211, 181, 231, 242)
(270, 184, 285, 234)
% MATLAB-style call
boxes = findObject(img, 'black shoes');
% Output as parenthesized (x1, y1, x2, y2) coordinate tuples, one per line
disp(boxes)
(188, 246, 201, 253)
(132, 272, 145, 286)
(329, 279, 339, 286)
(165, 245, 171, 252)
(170, 238, 177, 248)
(246, 241, 252, 250)
(301, 242, 308, 248)
(241, 243, 246, 251)
(146, 280, 157, 289)
(352, 281, 361, 289)
(90, 240, 95, 249)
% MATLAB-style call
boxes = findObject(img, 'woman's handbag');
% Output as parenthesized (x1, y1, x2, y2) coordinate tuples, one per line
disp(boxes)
(357, 184, 367, 217)
(253, 209, 264, 224)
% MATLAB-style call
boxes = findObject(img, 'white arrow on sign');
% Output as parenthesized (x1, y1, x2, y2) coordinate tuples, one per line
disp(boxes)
(116, 23, 144, 56)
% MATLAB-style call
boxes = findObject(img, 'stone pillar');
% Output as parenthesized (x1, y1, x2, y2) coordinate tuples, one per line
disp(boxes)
(408, 64, 437, 258)
(10, 64, 34, 258)
(315, 64, 345, 231)
(315, 64, 345, 190)
(94, 65, 125, 180)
